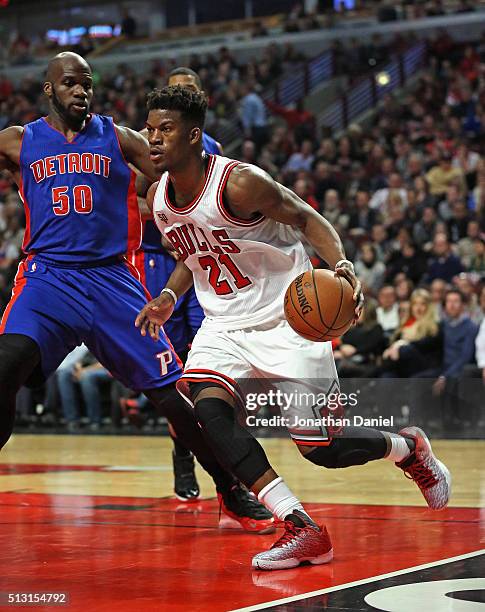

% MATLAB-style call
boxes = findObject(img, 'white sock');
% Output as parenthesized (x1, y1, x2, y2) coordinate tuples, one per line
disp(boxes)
(386, 433, 412, 463)
(257, 477, 308, 521)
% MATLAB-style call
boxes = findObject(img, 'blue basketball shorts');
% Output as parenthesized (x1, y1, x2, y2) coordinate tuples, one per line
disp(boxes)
(130, 249, 204, 355)
(0, 254, 182, 391)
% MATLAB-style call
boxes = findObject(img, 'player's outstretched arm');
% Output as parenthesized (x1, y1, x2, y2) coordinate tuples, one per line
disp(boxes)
(225, 163, 363, 318)
(0, 126, 23, 172)
(135, 259, 195, 341)
(115, 125, 159, 184)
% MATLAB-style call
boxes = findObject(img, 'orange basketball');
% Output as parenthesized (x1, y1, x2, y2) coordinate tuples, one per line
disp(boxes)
(284, 269, 356, 342)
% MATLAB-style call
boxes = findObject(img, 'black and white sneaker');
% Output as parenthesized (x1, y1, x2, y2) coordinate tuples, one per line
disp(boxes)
(173, 451, 200, 502)
(218, 483, 275, 534)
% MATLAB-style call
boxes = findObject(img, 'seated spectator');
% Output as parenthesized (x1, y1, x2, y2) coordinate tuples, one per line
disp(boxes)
(240, 139, 256, 164)
(404, 189, 422, 226)
(345, 161, 371, 198)
(380, 289, 442, 377)
(457, 220, 482, 268)
(348, 190, 379, 234)
(447, 201, 474, 242)
(395, 275, 414, 301)
(56, 347, 112, 432)
(404, 153, 424, 186)
(413, 175, 434, 208)
(413, 206, 437, 250)
(283, 139, 314, 174)
(383, 193, 408, 240)
(370, 223, 392, 261)
(354, 242, 386, 295)
(437, 184, 463, 222)
(293, 178, 319, 211)
(369, 172, 408, 213)
(453, 142, 481, 187)
(419, 289, 479, 392)
(376, 285, 400, 338)
(315, 138, 337, 166)
(454, 273, 482, 323)
(397, 299, 411, 327)
(471, 172, 485, 217)
(386, 240, 428, 285)
(430, 278, 448, 320)
(425, 152, 466, 199)
(426, 233, 464, 283)
(469, 237, 485, 274)
(313, 161, 341, 201)
(322, 189, 347, 227)
(459, 285, 485, 425)
(334, 299, 385, 378)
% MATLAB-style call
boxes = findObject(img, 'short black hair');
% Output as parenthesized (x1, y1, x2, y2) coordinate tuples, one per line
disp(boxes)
(445, 288, 465, 303)
(168, 67, 202, 90)
(146, 85, 207, 128)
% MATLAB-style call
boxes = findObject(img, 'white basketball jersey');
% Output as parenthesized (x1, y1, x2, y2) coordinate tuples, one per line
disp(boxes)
(152, 154, 311, 330)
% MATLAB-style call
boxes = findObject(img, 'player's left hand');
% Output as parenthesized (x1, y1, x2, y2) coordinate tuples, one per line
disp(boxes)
(334, 261, 363, 323)
(135, 293, 175, 341)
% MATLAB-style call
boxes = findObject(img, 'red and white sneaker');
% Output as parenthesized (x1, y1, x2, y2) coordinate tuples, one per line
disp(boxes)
(396, 426, 451, 510)
(252, 510, 333, 570)
(218, 484, 275, 534)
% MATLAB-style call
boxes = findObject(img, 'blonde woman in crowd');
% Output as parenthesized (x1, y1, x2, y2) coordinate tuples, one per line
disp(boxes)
(380, 289, 443, 377)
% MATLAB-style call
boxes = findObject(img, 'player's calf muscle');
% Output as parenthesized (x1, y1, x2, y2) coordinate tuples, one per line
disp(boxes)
(194, 397, 272, 489)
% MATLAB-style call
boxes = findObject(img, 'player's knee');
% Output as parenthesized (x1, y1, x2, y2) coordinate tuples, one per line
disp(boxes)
(0, 334, 39, 390)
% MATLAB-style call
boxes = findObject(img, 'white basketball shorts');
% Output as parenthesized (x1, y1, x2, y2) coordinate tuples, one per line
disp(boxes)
(177, 317, 341, 446)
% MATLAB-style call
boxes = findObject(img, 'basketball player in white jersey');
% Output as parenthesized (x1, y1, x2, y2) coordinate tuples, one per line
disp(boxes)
(135, 86, 451, 570)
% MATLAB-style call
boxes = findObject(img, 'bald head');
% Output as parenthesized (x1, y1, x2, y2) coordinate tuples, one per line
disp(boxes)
(46, 52, 91, 83)
(44, 52, 93, 130)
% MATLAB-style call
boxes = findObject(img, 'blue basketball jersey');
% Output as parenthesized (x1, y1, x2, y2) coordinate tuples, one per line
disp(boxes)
(202, 131, 221, 155)
(20, 115, 141, 264)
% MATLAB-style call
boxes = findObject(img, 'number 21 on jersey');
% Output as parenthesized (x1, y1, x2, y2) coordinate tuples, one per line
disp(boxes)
(199, 254, 252, 296)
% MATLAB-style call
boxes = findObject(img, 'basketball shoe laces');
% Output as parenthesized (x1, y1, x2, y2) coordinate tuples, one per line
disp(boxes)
(270, 519, 303, 549)
(401, 456, 439, 490)
(271, 520, 321, 548)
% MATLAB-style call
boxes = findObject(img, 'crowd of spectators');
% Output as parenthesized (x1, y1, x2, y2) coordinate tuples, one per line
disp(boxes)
(253, 31, 485, 430)
(1, 29, 485, 433)
(3, 0, 476, 68)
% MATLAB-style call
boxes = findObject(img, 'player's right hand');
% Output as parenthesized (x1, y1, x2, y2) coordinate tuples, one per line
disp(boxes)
(135, 293, 175, 341)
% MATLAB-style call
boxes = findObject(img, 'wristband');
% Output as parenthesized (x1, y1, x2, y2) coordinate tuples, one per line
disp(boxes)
(335, 259, 354, 272)
(160, 287, 178, 305)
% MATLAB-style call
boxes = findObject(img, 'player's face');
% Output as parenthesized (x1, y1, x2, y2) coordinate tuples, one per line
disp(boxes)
(146, 109, 194, 173)
(167, 74, 200, 93)
(46, 66, 93, 127)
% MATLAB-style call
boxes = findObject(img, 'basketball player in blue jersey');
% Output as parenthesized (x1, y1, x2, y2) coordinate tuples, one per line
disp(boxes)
(130, 67, 221, 502)
(0, 52, 274, 534)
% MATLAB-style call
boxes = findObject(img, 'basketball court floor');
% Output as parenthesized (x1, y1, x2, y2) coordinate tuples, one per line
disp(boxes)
(0, 434, 483, 611)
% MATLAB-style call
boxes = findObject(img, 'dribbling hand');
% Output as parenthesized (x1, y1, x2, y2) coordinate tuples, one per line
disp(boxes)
(334, 260, 364, 323)
(135, 293, 175, 342)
